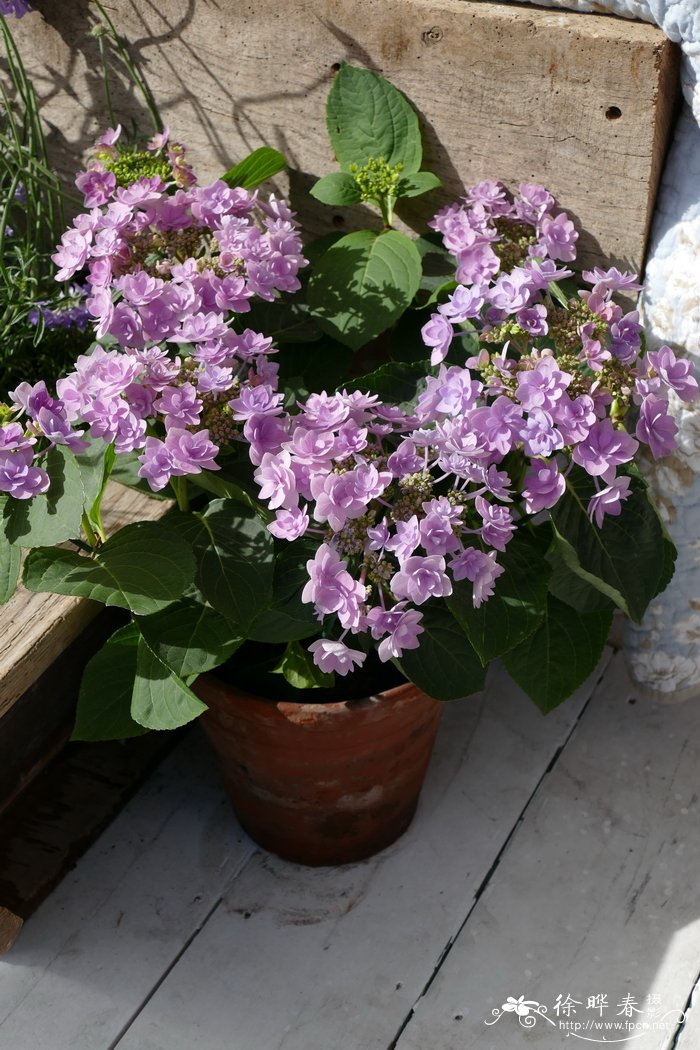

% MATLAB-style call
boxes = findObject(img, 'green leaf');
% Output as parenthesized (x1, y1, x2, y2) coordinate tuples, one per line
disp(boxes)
(131, 635, 208, 731)
(72, 623, 148, 741)
(327, 65, 422, 173)
(447, 530, 552, 662)
(397, 172, 442, 198)
(137, 600, 242, 678)
(550, 468, 676, 623)
(276, 338, 354, 395)
(307, 229, 422, 350)
(245, 296, 322, 344)
(2, 445, 84, 547)
(23, 520, 196, 616)
(503, 596, 613, 713)
(310, 172, 362, 206)
(340, 360, 430, 411)
(398, 602, 485, 700)
(276, 639, 334, 690)
(220, 146, 287, 190)
(74, 438, 111, 517)
(0, 538, 20, 604)
(248, 541, 320, 642)
(172, 501, 274, 631)
(546, 544, 616, 613)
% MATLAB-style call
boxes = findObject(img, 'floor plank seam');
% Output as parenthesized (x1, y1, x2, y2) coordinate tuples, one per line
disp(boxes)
(385, 659, 611, 1050)
(668, 968, 700, 1049)
(107, 845, 260, 1050)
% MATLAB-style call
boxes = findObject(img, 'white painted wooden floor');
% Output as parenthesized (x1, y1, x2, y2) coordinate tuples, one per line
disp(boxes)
(2, 650, 700, 1050)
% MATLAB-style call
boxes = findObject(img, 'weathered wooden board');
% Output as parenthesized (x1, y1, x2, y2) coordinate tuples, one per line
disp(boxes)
(393, 653, 700, 1050)
(0, 727, 177, 955)
(0, 482, 170, 720)
(100, 663, 600, 1050)
(13, 0, 679, 271)
(0, 733, 256, 1048)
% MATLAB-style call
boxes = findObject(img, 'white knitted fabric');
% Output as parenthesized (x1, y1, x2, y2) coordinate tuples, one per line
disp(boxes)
(511, 0, 700, 698)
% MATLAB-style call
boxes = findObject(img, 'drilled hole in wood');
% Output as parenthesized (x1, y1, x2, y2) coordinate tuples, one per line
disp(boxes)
(332, 214, 345, 228)
(606, 105, 622, 120)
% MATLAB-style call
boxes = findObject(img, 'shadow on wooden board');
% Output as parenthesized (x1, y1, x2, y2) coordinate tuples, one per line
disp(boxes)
(9, 0, 680, 271)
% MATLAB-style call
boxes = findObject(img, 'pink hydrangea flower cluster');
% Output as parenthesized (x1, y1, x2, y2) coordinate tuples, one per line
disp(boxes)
(0, 129, 307, 496)
(247, 182, 697, 676)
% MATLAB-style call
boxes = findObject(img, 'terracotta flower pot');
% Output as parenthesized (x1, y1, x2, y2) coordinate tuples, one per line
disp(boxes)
(194, 676, 443, 866)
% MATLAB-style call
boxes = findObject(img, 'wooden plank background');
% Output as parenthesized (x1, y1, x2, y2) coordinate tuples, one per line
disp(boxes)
(12, 0, 679, 272)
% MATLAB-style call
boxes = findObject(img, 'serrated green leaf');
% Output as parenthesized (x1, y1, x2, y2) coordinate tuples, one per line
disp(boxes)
(447, 530, 551, 663)
(310, 171, 362, 206)
(23, 520, 196, 615)
(327, 65, 422, 173)
(131, 635, 207, 730)
(171, 501, 274, 631)
(2, 445, 84, 547)
(398, 602, 485, 700)
(503, 596, 613, 713)
(137, 599, 242, 677)
(72, 622, 148, 741)
(276, 639, 334, 690)
(307, 229, 422, 350)
(549, 468, 675, 623)
(397, 171, 442, 198)
(0, 538, 20, 604)
(221, 146, 287, 190)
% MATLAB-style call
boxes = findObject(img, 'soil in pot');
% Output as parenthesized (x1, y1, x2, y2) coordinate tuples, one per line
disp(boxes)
(195, 645, 443, 866)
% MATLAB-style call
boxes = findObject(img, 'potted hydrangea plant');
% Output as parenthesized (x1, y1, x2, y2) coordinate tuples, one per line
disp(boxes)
(0, 66, 694, 865)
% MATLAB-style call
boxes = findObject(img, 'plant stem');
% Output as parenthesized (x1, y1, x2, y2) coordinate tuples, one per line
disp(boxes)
(170, 476, 190, 511)
(81, 511, 99, 549)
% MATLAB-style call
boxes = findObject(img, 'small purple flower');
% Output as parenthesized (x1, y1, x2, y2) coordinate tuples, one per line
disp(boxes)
(302, 544, 365, 628)
(153, 382, 202, 428)
(75, 168, 117, 208)
(268, 506, 309, 540)
(516, 304, 548, 336)
(366, 604, 425, 662)
(307, 639, 366, 676)
(476, 495, 515, 552)
(516, 357, 571, 412)
(522, 459, 566, 514)
(255, 450, 298, 511)
(165, 428, 220, 476)
(391, 555, 452, 605)
(520, 408, 563, 458)
(587, 476, 632, 528)
(635, 394, 678, 459)
(537, 211, 578, 262)
(229, 384, 284, 421)
(421, 313, 454, 366)
(419, 496, 463, 556)
(386, 516, 421, 566)
(0, 1, 33, 18)
(572, 420, 638, 481)
(0, 448, 50, 499)
(610, 311, 642, 365)
(450, 547, 504, 607)
(646, 346, 698, 404)
(581, 267, 643, 293)
(438, 284, 485, 323)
